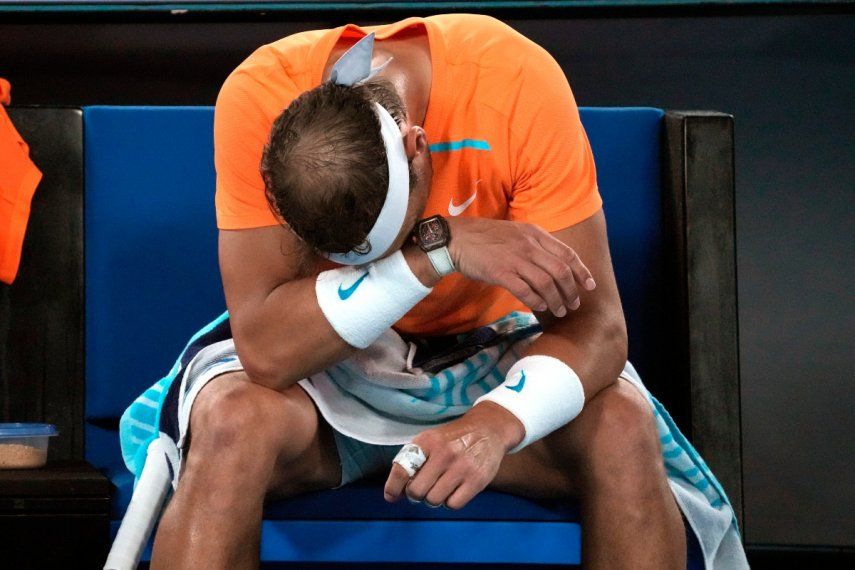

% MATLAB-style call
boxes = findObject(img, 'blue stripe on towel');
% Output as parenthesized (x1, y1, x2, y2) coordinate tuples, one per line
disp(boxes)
(120, 311, 231, 477)
(663, 447, 684, 459)
(647, 392, 738, 533)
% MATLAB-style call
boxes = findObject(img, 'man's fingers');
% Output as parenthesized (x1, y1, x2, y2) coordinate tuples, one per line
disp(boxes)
(516, 264, 565, 317)
(535, 232, 596, 293)
(528, 249, 580, 313)
(504, 276, 548, 313)
(444, 480, 483, 511)
(405, 453, 446, 503)
(424, 471, 464, 508)
(384, 462, 412, 502)
(568, 250, 595, 293)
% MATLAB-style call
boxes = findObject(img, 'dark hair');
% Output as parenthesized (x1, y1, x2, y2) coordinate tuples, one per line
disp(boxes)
(261, 78, 417, 258)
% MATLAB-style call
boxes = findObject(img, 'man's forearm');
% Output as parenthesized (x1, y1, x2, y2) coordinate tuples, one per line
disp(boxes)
(524, 303, 628, 401)
(233, 243, 441, 392)
(514, 211, 629, 401)
(463, 306, 627, 453)
(232, 272, 355, 392)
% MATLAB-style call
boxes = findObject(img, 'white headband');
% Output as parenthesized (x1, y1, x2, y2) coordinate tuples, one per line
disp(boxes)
(322, 32, 411, 265)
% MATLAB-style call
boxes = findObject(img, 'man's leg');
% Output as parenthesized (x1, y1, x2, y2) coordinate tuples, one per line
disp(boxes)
(489, 377, 686, 569)
(150, 372, 342, 570)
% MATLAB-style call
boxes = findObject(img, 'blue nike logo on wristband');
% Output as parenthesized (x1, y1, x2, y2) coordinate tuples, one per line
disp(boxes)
(506, 370, 526, 392)
(338, 270, 370, 300)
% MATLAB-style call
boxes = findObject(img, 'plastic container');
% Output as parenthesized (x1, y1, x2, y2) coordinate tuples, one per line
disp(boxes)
(0, 423, 58, 469)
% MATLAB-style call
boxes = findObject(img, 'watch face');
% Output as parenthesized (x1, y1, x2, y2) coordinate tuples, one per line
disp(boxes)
(418, 217, 446, 250)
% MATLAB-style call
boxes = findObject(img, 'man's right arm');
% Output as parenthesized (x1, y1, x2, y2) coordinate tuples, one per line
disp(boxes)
(219, 224, 441, 393)
(214, 70, 441, 394)
(222, 214, 595, 394)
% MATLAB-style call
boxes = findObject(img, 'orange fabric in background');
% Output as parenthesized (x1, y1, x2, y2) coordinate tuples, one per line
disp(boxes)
(0, 78, 43, 285)
(214, 15, 601, 335)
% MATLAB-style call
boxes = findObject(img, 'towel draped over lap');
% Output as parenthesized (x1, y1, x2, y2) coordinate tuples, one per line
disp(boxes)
(120, 310, 748, 569)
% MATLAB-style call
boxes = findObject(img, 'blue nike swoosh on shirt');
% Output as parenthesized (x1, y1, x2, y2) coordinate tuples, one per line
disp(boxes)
(338, 270, 370, 300)
(506, 370, 526, 392)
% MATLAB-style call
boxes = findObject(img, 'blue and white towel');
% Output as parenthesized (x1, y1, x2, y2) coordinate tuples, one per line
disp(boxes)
(118, 310, 748, 569)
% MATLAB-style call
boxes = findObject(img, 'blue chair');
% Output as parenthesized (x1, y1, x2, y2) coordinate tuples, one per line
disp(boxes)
(84, 106, 735, 567)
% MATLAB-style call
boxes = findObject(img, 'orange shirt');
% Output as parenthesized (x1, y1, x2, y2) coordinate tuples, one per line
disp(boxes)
(0, 78, 43, 285)
(214, 14, 601, 336)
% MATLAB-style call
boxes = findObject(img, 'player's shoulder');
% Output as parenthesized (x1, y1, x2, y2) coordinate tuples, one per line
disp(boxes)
(216, 29, 325, 113)
(429, 13, 518, 37)
(429, 13, 546, 67)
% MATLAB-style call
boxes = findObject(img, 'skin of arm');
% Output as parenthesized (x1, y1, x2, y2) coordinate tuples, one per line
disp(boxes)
(473, 208, 629, 451)
(528, 210, 628, 393)
(218, 224, 441, 393)
(221, 208, 622, 409)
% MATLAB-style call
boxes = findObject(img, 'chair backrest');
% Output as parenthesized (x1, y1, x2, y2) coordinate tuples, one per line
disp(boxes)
(83, 106, 667, 459)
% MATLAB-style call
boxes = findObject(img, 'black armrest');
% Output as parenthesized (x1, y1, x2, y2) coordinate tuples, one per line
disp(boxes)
(663, 111, 743, 529)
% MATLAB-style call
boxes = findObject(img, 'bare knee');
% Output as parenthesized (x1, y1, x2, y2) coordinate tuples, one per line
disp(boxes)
(188, 374, 316, 465)
(580, 380, 663, 493)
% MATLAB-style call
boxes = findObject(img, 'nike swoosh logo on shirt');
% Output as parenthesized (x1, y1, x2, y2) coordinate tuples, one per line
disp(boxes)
(448, 180, 480, 216)
(506, 370, 526, 393)
(338, 270, 370, 300)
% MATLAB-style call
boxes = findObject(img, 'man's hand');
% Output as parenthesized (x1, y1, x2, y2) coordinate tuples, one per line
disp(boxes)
(447, 217, 596, 318)
(384, 402, 524, 510)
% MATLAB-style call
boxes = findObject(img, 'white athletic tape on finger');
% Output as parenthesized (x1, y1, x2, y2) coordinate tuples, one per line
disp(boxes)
(474, 354, 585, 454)
(393, 443, 427, 478)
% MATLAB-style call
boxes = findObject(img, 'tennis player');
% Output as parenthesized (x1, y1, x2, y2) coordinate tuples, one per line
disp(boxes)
(146, 14, 746, 569)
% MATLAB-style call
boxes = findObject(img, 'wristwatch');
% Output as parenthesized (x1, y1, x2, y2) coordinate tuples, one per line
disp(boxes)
(412, 214, 456, 277)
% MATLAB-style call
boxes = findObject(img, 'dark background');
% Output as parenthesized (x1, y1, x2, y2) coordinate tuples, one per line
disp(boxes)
(1, 4, 853, 551)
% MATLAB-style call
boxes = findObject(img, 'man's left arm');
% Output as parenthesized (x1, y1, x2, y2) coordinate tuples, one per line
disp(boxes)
(447, 207, 628, 456)
(385, 33, 626, 507)
(384, 209, 628, 507)
(472, 207, 628, 449)
(523, 208, 628, 402)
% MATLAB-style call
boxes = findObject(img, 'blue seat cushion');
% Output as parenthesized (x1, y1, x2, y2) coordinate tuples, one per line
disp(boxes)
(102, 456, 577, 523)
(113, 516, 582, 565)
(84, 106, 226, 423)
(91, 418, 578, 523)
(99, 428, 583, 566)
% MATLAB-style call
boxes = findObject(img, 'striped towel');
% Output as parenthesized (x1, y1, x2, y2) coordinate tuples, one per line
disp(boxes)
(117, 309, 747, 569)
(120, 311, 235, 487)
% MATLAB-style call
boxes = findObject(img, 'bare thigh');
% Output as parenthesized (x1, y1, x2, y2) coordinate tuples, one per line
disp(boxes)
(181, 371, 343, 500)
(488, 376, 656, 500)
(488, 431, 581, 500)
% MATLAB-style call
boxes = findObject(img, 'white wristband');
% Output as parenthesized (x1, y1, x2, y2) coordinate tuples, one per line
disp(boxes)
(315, 249, 432, 349)
(474, 354, 585, 454)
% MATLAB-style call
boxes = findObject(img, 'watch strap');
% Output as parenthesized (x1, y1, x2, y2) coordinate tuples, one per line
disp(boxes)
(426, 246, 455, 277)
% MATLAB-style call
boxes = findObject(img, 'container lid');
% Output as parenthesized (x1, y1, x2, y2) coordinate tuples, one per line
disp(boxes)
(0, 423, 59, 437)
